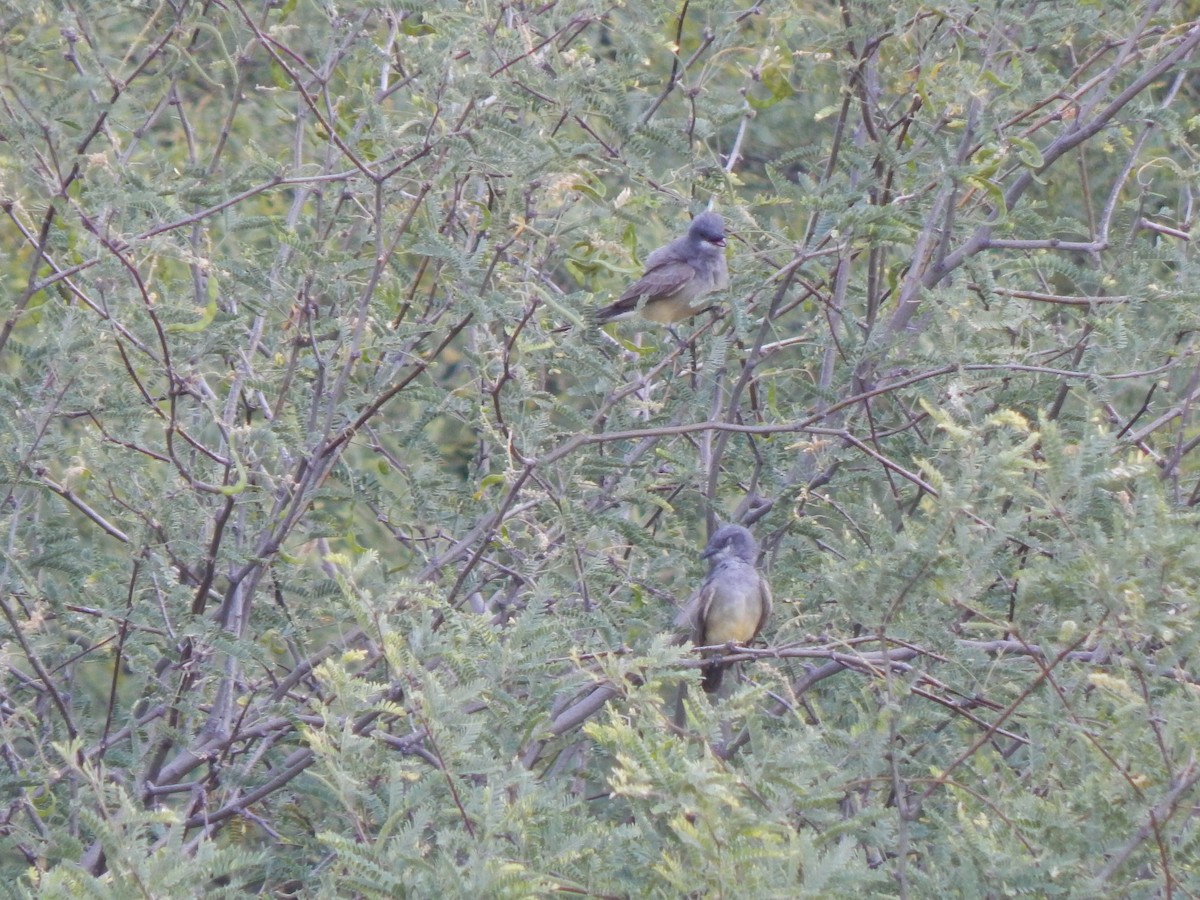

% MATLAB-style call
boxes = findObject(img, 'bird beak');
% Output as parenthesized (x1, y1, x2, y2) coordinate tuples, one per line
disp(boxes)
(700, 547, 716, 561)
(711, 237, 726, 247)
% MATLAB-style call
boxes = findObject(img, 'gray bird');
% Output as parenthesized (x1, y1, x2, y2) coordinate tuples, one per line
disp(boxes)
(595, 212, 729, 324)
(675, 524, 773, 693)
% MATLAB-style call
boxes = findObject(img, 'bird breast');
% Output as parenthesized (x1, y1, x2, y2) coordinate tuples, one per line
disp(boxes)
(701, 566, 765, 645)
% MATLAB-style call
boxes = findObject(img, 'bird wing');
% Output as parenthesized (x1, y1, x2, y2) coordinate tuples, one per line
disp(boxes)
(643, 237, 688, 270)
(616, 260, 697, 304)
(673, 582, 711, 643)
(595, 260, 700, 322)
(754, 575, 773, 640)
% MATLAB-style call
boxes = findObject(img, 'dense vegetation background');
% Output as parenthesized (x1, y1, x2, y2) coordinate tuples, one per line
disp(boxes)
(2, 0, 1200, 895)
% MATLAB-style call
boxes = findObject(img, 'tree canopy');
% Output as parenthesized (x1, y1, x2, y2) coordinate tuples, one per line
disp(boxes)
(2, 0, 1200, 895)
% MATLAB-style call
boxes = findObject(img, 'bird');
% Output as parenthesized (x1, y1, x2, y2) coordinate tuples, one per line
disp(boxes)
(594, 211, 729, 325)
(675, 523, 773, 693)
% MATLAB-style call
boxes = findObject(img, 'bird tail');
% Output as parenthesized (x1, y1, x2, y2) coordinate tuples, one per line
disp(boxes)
(701, 661, 724, 693)
(592, 302, 635, 325)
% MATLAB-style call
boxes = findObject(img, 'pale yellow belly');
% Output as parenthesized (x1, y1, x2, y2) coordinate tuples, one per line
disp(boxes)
(641, 294, 705, 324)
(702, 590, 762, 645)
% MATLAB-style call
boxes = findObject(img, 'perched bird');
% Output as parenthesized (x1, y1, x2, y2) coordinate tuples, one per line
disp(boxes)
(594, 212, 729, 325)
(675, 524, 773, 693)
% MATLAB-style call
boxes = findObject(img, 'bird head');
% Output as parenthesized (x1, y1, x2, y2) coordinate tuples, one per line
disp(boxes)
(700, 523, 757, 567)
(688, 212, 726, 248)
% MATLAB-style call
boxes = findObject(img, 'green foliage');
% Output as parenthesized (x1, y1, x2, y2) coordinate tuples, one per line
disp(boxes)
(1, 0, 1200, 894)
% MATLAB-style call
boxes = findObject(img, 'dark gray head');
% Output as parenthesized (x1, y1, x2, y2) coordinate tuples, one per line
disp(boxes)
(687, 212, 726, 248)
(700, 523, 757, 568)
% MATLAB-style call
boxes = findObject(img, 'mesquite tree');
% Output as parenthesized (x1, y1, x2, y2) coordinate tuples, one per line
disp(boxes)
(2, 1, 1199, 895)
